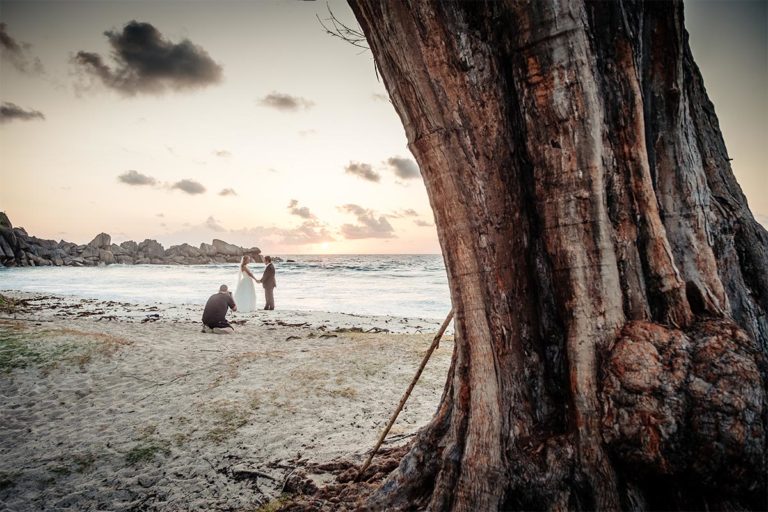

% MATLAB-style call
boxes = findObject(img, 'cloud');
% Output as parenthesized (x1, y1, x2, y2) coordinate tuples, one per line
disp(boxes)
(414, 219, 434, 227)
(288, 199, 314, 219)
(117, 169, 156, 186)
(172, 179, 206, 195)
(371, 93, 389, 102)
(280, 219, 334, 245)
(258, 92, 314, 112)
(74, 20, 222, 96)
(386, 208, 419, 219)
(298, 129, 317, 137)
(344, 161, 380, 183)
(213, 150, 231, 158)
(231, 219, 334, 246)
(156, 213, 164, 217)
(205, 216, 225, 231)
(0, 102, 44, 123)
(386, 156, 420, 180)
(339, 204, 396, 239)
(219, 188, 237, 196)
(0, 23, 44, 74)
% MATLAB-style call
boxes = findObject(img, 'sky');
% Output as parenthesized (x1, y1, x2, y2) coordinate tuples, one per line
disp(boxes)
(0, 0, 766, 255)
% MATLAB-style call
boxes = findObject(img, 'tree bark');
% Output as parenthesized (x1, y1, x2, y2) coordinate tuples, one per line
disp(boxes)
(348, 0, 767, 510)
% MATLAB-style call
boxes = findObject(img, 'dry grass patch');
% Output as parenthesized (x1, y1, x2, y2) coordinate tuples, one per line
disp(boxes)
(204, 399, 253, 444)
(0, 323, 132, 372)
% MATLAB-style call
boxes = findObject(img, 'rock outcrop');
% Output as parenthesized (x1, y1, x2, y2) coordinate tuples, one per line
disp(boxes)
(0, 212, 262, 267)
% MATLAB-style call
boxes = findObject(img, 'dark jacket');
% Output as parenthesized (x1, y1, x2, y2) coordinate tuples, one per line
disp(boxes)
(202, 292, 236, 327)
(261, 262, 276, 289)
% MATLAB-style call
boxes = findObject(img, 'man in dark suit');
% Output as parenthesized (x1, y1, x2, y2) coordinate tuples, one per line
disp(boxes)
(201, 284, 237, 333)
(257, 255, 277, 310)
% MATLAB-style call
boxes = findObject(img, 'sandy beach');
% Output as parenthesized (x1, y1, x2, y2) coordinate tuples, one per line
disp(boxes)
(0, 291, 453, 511)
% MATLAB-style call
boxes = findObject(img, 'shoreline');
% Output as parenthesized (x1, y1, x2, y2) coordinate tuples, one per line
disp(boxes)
(0, 291, 453, 510)
(0, 290, 452, 335)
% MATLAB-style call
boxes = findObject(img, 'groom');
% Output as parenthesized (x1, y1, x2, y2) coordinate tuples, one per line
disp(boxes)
(257, 255, 277, 310)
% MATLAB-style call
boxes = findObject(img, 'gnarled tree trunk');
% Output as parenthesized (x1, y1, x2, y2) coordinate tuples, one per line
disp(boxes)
(348, 0, 767, 510)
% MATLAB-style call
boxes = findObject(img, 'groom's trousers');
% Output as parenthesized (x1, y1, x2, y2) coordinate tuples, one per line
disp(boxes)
(264, 287, 275, 310)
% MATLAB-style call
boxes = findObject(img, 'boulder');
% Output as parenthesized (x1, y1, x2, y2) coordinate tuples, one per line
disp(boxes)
(166, 243, 201, 258)
(138, 239, 165, 258)
(88, 233, 111, 249)
(120, 241, 139, 254)
(98, 249, 114, 264)
(116, 255, 134, 264)
(212, 239, 243, 257)
(81, 245, 100, 259)
(200, 243, 217, 256)
(0, 239, 10, 258)
(110, 244, 125, 256)
(59, 241, 78, 254)
(28, 236, 58, 250)
(51, 248, 68, 266)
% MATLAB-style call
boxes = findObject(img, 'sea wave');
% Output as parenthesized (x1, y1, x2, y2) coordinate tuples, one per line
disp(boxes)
(0, 254, 451, 319)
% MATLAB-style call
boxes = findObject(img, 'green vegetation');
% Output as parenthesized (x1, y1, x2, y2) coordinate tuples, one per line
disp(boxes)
(0, 323, 130, 372)
(0, 294, 28, 315)
(254, 495, 293, 512)
(205, 400, 251, 444)
(125, 442, 171, 465)
(0, 471, 18, 491)
(0, 327, 77, 371)
(49, 466, 71, 476)
(72, 453, 96, 473)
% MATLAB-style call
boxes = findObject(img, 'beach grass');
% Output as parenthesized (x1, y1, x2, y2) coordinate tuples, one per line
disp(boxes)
(125, 442, 171, 465)
(0, 322, 130, 372)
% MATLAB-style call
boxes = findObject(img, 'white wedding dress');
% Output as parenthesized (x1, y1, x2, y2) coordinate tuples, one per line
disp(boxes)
(233, 262, 257, 312)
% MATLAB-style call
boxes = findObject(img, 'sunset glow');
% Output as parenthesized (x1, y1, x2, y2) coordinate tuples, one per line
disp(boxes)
(1, 0, 765, 254)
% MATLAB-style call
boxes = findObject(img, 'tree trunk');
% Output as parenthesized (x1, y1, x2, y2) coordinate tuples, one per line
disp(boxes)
(347, 1, 767, 510)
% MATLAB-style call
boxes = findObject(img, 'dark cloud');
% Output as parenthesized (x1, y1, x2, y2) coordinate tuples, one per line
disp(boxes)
(386, 156, 420, 180)
(219, 188, 237, 197)
(0, 102, 44, 123)
(339, 204, 396, 239)
(258, 92, 314, 112)
(213, 150, 231, 158)
(117, 170, 156, 186)
(0, 23, 44, 74)
(74, 20, 222, 96)
(414, 219, 434, 227)
(172, 179, 206, 195)
(344, 161, 380, 183)
(288, 199, 314, 219)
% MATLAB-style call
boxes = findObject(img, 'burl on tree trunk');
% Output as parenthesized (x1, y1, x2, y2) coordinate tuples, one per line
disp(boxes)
(348, 0, 767, 510)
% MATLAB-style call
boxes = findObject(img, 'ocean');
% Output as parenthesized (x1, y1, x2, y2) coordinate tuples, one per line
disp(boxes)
(0, 254, 451, 320)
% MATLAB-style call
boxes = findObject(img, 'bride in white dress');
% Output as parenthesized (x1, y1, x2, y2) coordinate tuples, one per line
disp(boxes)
(233, 255, 257, 312)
